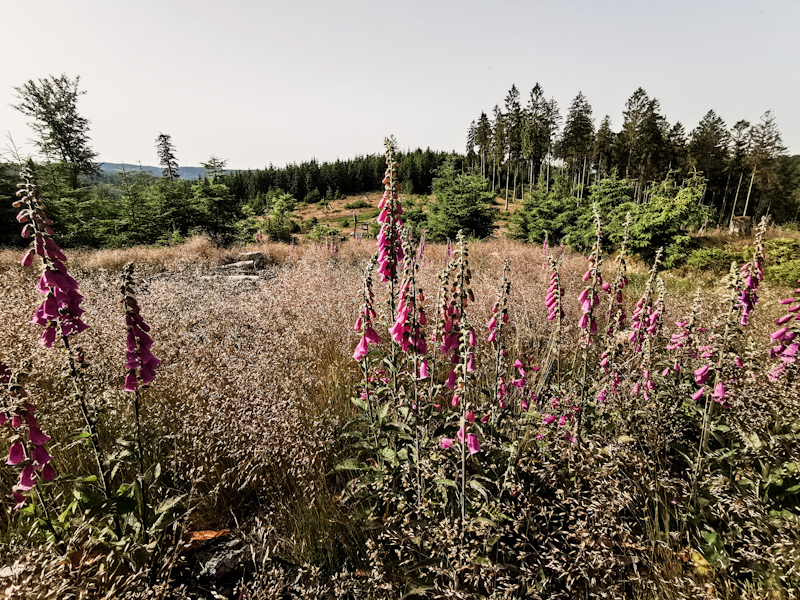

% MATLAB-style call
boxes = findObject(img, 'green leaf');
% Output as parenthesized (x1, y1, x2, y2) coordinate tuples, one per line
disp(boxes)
(377, 403, 390, 423)
(379, 447, 398, 463)
(335, 459, 368, 472)
(434, 478, 456, 487)
(351, 397, 368, 412)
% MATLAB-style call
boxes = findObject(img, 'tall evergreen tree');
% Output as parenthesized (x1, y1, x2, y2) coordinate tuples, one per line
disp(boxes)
(490, 105, 506, 194)
(746, 110, 787, 217)
(558, 92, 595, 189)
(593, 116, 616, 179)
(503, 84, 523, 206)
(475, 112, 492, 179)
(155, 133, 180, 181)
(688, 110, 730, 212)
(617, 88, 668, 191)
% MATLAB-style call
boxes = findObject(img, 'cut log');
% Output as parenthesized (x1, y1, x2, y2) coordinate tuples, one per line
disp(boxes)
(219, 260, 255, 270)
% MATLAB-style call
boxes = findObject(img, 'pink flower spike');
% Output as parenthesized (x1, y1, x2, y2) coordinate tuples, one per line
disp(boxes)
(6, 441, 25, 465)
(440, 438, 454, 450)
(466, 434, 481, 455)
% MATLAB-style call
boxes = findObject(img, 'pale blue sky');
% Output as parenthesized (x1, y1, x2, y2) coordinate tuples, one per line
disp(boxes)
(2, 0, 797, 168)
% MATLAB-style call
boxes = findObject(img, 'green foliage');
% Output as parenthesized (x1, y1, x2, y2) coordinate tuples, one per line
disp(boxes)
(686, 247, 747, 271)
(307, 223, 340, 241)
(191, 177, 239, 245)
(765, 238, 800, 266)
(427, 157, 497, 241)
(344, 198, 370, 209)
(514, 172, 709, 266)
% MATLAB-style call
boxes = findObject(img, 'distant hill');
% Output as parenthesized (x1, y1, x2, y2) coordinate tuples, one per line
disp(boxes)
(99, 163, 233, 180)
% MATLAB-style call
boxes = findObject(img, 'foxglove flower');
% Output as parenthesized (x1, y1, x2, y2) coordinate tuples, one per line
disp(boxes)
(767, 281, 800, 379)
(121, 263, 161, 391)
(376, 138, 404, 282)
(15, 161, 87, 347)
(1, 363, 53, 509)
(353, 255, 382, 362)
(738, 217, 767, 326)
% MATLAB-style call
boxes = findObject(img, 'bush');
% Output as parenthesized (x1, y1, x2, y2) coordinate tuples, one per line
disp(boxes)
(686, 247, 746, 271)
(307, 223, 340, 241)
(427, 157, 497, 241)
(344, 198, 370, 209)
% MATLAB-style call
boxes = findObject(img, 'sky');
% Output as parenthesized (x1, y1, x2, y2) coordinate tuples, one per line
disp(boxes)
(2, 0, 798, 169)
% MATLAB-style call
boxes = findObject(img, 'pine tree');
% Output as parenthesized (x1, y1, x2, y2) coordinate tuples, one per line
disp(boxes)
(592, 116, 616, 180)
(746, 110, 787, 217)
(558, 92, 595, 191)
(203, 155, 228, 180)
(155, 133, 180, 181)
(475, 112, 492, 179)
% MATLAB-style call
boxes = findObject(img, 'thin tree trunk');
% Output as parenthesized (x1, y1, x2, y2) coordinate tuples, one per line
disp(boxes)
(728, 172, 744, 229)
(546, 159, 550, 192)
(512, 163, 518, 203)
(505, 164, 510, 210)
(718, 171, 732, 225)
(742, 170, 756, 218)
(580, 157, 587, 200)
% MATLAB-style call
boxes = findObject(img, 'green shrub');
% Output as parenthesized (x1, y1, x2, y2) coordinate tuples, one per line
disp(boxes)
(307, 223, 340, 241)
(344, 199, 370, 209)
(686, 248, 746, 270)
(427, 157, 498, 241)
(766, 260, 800, 285)
(765, 238, 800, 266)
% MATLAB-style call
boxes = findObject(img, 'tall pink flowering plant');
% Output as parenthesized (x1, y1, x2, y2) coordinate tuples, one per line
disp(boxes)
(1, 363, 54, 509)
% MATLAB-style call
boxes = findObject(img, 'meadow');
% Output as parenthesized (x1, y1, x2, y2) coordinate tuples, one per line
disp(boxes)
(0, 158, 799, 600)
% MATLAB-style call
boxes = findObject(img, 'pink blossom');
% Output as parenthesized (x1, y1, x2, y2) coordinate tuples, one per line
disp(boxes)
(440, 437, 454, 450)
(694, 365, 711, 385)
(691, 388, 705, 402)
(31, 444, 52, 467)
(542, 414, 556, 425)
(419, 360, 428, 379)
(6, 442, 25, 465)
(466, 434, 480, 455)
(42, 463, 56, 481)
(18, 465, 36, 491)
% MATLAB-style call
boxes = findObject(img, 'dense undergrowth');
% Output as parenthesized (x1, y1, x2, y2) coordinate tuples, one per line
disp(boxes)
(0, 154, 798, 599)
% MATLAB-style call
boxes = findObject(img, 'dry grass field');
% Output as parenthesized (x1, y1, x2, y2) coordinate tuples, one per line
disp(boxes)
(0, 235, 798, 598)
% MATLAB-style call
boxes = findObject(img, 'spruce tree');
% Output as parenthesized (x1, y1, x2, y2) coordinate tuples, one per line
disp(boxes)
(155, 133, 180, 181)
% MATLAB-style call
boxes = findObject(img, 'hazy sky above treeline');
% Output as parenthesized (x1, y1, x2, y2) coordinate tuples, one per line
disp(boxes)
(2, 0, 798, 169)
